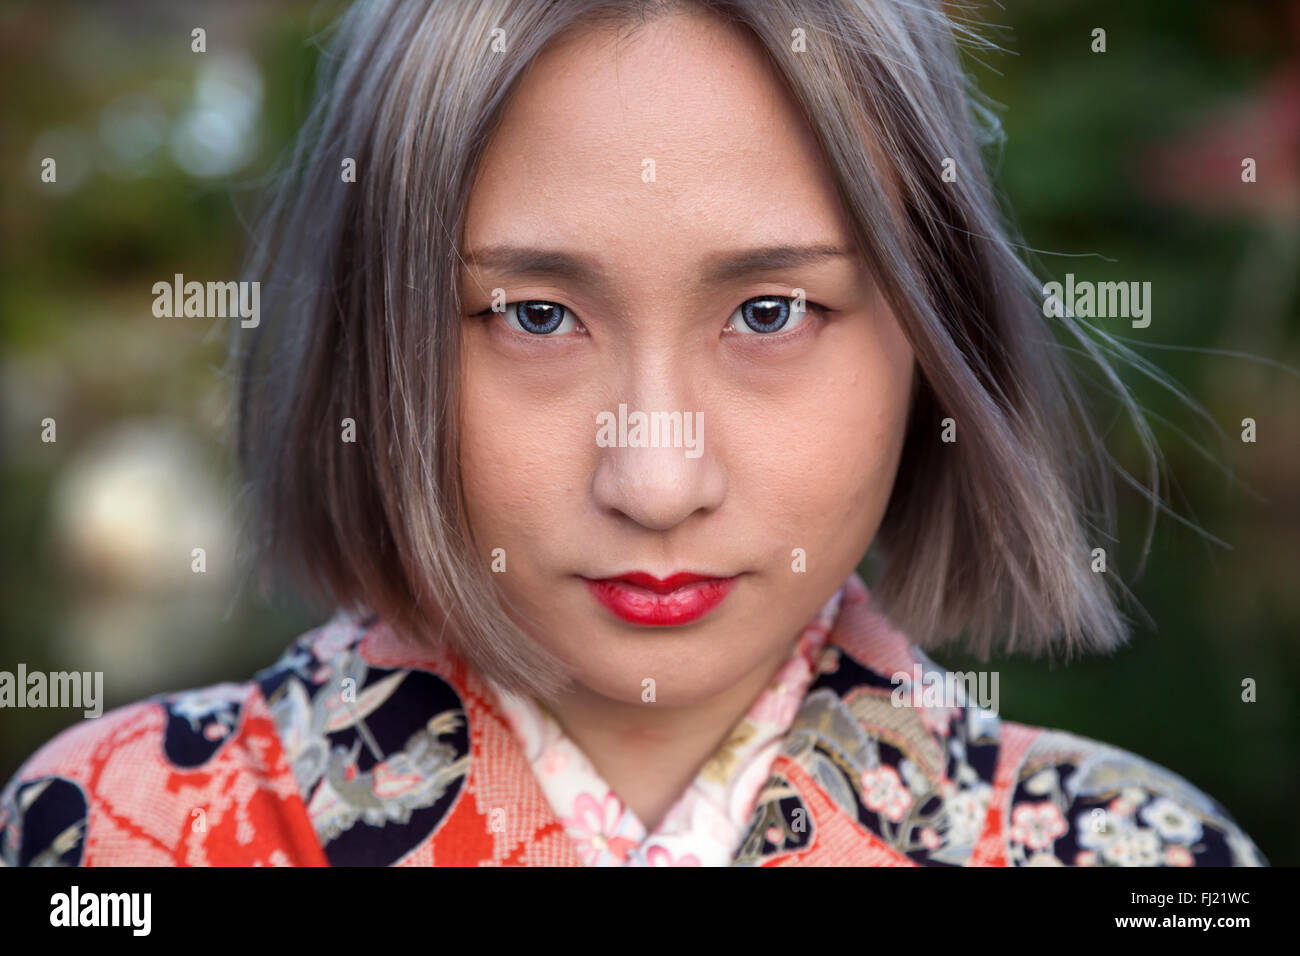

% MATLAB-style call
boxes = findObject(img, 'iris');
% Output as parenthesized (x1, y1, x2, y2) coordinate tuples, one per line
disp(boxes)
(515, 301, 566, 334)
(738, 296, 790, 333)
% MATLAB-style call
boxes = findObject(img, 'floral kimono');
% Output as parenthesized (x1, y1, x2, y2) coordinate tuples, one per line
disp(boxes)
(0, 573, 1267, 867)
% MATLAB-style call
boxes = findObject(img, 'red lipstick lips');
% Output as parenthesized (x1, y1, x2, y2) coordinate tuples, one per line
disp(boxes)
(584, 571, 737, 626)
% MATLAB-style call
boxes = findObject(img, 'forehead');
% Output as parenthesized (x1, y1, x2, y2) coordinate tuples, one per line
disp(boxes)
(463, 10, 855, 261)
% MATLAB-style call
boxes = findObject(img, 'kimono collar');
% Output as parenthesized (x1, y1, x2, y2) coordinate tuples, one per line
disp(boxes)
(254, 571, 1003, 866)
(733, 571, 1004, 865)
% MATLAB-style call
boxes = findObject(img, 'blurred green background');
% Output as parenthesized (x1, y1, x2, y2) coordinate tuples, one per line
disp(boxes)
(1, 1, 1296, 864)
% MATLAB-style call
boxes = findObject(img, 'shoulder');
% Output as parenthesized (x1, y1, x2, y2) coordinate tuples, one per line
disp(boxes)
(0, 624, 352, 866)
(997, 722, 1268, 867)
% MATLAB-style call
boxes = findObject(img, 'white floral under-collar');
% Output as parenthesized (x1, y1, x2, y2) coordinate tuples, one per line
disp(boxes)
(491, 586, 845, 866)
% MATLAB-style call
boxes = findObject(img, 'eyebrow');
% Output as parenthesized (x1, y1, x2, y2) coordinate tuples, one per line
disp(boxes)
(461, 243, 855, 289)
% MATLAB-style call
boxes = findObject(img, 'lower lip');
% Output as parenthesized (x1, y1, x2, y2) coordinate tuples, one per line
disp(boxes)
(584, 577, 737, 626)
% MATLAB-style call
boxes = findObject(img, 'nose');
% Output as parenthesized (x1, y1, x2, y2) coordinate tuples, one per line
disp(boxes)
(590, 400, 727, 533)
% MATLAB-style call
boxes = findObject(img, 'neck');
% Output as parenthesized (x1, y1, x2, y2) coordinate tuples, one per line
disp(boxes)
(541, 635, 797, 833)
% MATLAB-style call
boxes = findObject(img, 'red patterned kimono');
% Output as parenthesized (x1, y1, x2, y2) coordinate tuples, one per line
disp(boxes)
(0, 574, 1267, 866)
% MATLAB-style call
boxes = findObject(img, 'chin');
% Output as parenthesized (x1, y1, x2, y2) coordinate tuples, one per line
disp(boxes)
(551, 624, 761, 706)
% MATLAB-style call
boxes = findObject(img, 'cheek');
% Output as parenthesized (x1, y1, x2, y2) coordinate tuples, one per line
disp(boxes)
(459, 336, 589, 545)
(742, 317, 914, 542)
(462, 398, 544, 546)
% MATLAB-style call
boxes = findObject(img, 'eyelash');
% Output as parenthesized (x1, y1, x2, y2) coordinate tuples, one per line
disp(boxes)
(473, 295, 832, 338)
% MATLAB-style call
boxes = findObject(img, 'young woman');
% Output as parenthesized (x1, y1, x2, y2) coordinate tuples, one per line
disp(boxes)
(2, 0, 1267, 866)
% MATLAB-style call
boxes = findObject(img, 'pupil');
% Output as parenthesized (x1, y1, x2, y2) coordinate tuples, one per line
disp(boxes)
(743, 297, 788, 333)
(517, 301, 563, 334)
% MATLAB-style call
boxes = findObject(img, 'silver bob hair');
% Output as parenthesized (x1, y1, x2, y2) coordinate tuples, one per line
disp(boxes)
(233, 0, 1162, 703)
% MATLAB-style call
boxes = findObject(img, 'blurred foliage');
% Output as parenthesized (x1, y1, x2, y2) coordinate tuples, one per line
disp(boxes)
(938, 0, 1300, 866)
(0, 0, 1296, 864)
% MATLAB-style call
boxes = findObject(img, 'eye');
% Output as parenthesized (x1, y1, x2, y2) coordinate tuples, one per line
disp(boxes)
(499, 300, 580, 335)
(726, 295, 819, 335)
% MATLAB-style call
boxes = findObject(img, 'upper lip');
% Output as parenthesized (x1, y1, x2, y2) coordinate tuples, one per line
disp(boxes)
(589, 571, 733, 594)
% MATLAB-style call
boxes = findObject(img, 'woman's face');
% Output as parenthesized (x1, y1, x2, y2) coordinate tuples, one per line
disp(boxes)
(458, 10, 915, 707)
